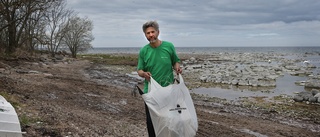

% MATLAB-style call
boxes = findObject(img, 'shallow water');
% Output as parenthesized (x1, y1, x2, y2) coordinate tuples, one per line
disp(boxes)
(191, 73, 307, 101)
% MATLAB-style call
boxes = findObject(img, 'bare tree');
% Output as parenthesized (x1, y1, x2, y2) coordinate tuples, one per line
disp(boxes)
(44, 0, 72, 57)
(0, 0, 60, 54)
(24, 9, 46, 52)
(0, 0, 38, 54)
(0, 0, 22, 54)
(22, 1, 54, 53)
(62, 16, 94, 58)
(0, 0, 93, 57)
(0, 14, 6, 54)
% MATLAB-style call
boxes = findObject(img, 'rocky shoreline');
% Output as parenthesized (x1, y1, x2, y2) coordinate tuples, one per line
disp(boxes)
(123, 51, 320, 103)
(181, 52, 320, 88)
(178, 51, 320, 102)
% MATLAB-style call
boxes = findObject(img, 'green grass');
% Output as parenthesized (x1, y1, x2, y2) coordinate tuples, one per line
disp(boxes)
(19, 114, 44, 127)
(0, 92, 20, 108)
(79, 54, 138, 66)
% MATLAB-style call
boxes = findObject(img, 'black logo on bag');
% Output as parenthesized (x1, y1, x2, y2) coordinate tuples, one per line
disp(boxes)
(169, 104, 186, 114)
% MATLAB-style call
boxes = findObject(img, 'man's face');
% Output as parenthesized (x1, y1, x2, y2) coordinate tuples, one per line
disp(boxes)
(144, 27, 159, 43)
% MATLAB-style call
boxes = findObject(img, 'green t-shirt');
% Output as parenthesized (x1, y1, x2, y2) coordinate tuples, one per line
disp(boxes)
(137, 41, 180, 93)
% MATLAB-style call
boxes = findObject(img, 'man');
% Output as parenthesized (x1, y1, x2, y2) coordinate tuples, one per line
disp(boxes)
(137, 20, 182, 137)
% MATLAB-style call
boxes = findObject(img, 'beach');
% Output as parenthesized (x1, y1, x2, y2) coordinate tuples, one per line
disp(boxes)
(0, 51, 319, 136)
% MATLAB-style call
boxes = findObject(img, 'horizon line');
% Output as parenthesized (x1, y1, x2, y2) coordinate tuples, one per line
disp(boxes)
(91, 46, 320, 48)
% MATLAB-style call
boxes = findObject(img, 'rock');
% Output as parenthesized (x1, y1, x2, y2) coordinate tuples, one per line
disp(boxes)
(0, 68, 6, 73)
(290, 70, 312, 76)
(55, 55, 64, 60)
(16, 69, 30, 74)
(231, 79, 238, 85)
(308, 96, 317, 103)
(192, 65, 202, 69)
(285, 65, 301, 71)
(315, 93, 320, 98)
(125, 73, 144, 81)
(28, 70, 40, 74)
(314, 93, 320, 103)
(30, 62, 39, 66)
(39, 62, 48, 68)
(293, 95, 304, 102)
(40, 57, 48, 62)
(311, 89, 320, 96)
(306, 64, 316, 68)
(302, 92, 314, 101)
(43, 73, 53, 77)
(199, 75, 208, 82)
(266, 75, 279, 80)
(190, 57, 196, 60)
(293, 91, 314, 102)
(305, 79, 320, 89)
(238, 80, 248, 86)
(295, 81, 306, 86)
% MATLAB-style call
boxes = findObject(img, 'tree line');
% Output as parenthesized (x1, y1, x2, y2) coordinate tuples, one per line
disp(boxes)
(0, 0, 94, 58)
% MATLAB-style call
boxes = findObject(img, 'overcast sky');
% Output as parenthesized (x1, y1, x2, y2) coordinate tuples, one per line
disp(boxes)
(67, 0, 320, 47)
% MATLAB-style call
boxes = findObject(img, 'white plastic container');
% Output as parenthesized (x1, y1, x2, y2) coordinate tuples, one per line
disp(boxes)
(0, 95, 23, 137)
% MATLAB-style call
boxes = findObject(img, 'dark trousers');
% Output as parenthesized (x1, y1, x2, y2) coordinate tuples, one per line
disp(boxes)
(145, 103, 156, 137)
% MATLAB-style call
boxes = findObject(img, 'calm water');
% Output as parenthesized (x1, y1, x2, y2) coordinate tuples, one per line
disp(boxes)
(87, 46, 320, 54)
(87, 47, 320, 101)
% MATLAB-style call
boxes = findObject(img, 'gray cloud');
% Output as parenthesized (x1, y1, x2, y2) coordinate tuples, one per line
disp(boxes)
(67, 0, 320, 47)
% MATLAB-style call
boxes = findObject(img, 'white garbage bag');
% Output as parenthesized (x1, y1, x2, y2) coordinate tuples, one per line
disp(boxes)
(142, 74, 198, 137)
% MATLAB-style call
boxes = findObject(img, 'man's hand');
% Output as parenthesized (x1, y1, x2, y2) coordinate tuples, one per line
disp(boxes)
(138, 70, 151, 81)
(175, 67, 182, 74)
(174, 62, 182, 74)
(143, 72, 151, 81)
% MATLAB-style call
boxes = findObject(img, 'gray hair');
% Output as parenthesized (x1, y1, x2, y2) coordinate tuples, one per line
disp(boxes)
(142, 21, 159, 32)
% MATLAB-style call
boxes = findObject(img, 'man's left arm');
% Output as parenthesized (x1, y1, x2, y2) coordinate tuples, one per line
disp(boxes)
(170, 43, 182, 74)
